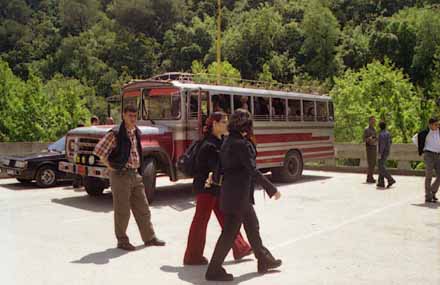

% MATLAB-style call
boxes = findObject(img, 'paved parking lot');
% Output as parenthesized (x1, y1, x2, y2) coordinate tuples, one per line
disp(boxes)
(1, 171, 439, 285)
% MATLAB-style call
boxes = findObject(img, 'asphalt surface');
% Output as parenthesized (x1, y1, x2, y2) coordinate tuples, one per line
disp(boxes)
(1, 171, 439, 285)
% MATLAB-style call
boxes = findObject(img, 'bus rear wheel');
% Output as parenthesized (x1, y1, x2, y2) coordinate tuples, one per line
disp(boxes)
(271, 151, 303, 183)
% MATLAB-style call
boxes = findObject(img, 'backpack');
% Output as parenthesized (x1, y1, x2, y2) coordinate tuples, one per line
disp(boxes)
(177, 139, 205, 177)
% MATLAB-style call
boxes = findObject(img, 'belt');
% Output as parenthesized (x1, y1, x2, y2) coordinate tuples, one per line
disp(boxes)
(425, 150, 440, 155)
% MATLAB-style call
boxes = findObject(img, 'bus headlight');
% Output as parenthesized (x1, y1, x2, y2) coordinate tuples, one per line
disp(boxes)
(74, 154, 80, 164)
(81, 155, 87, 164)
(88, 155, 95, 165)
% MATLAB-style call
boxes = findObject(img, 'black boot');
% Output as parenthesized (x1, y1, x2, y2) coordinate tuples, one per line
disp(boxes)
(205, 267, 233, 281)
(257, 249, 282, 274)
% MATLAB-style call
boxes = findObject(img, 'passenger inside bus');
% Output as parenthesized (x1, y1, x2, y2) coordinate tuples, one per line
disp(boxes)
(254, 97, 270, 119)
(233, 95, 250, 111)
(212, 94, 231, 114)
(288, 99, 301, 121)
(272, 98, 285, 116)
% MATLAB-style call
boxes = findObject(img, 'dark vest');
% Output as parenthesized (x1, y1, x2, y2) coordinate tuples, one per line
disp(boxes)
(417, 128, 429, 156)
(108, 122, 143, 173)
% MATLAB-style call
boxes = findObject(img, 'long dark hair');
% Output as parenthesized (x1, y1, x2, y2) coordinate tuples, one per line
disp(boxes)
(203, 112, 227, 137)
(228, 109, 253, 135)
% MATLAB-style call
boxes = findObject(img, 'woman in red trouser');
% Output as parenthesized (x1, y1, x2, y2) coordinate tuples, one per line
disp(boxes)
(184, 112, 252, 265)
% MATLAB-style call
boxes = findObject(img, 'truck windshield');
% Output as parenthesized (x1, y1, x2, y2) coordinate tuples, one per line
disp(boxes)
(143, 88, 181, 120)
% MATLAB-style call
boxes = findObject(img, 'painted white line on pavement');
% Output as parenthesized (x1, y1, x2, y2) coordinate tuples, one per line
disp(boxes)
(271, 195, 419, 251)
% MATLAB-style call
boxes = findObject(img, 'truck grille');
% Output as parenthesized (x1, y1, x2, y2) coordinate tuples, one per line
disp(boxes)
(67, 136, 102, 166)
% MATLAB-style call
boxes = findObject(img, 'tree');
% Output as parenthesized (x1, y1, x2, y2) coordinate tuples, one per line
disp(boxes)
(330, 60, 420, 143)
(59, 0, 100, 35)
(222, 4, 284, 79)
(0, 60, 90, 141)
(301, 1, 341, 80)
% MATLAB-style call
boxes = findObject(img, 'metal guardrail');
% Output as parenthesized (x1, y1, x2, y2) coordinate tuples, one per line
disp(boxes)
(305, 143, 425, 176)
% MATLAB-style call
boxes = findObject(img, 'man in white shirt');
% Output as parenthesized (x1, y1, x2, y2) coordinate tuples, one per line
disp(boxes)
(415, 118, 440, 203)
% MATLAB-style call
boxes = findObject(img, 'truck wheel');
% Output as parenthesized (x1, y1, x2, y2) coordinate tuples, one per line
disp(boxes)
(142, 158, 157, 203)
(83, 177, 106, 196)
(271, 151, 303, 183)
(35, 165, 57, 187)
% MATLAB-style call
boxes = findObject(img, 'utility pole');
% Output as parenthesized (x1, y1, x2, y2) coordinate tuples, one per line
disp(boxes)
(216, 0, 222, 84)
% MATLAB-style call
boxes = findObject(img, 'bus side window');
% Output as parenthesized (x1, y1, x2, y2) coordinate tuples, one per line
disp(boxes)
(188, 91, 207, 118)
(288, 99, 301, 121)
(212, 94, 231, 114)
(271, 97, 286, 121)
(233, 95, 251, 113)
(188, 93, 198, 120)
(316, 101, 328, 121)
(303, 100, 315, 121)
(254, 96, 270, 121)
(329, 102, 334, 121)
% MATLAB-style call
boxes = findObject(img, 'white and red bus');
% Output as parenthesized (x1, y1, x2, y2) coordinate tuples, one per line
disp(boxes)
(59, 73, 334, 201)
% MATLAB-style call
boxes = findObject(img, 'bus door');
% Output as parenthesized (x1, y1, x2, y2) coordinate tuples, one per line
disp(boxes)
(187, 90, 209, 141)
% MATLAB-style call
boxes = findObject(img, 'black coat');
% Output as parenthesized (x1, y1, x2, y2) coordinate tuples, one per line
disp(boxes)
(219, 131, 277, 214)
(417, 128, 429, 156)
(193, 134, 222, 196)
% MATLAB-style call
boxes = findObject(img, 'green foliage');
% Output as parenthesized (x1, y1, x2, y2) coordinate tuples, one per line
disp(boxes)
(331, 60, 421, 143)
(1, 0, 440, 142)
(192, 60, 241, 84)
(0, 60, 90, 142)
(301, 1, 341, 80)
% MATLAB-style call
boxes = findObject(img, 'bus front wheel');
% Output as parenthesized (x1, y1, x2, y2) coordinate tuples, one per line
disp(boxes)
(142, 158, 157, 203)
(271, 151, 303, 183)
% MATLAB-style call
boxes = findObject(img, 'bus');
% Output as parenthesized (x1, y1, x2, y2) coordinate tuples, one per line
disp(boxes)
(59, 73, 334, 201)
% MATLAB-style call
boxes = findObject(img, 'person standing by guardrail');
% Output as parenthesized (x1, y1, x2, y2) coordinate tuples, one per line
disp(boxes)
(377, 121, 395, 189)
(93, 105, 165, 250)
(413, 117, 440, 203)
(363, 116, 377, 184)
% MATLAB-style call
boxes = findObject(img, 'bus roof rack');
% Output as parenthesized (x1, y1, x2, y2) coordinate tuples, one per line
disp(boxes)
(146, 72, 328, 95)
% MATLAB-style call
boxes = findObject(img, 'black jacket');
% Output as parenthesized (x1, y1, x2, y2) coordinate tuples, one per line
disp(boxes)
(417, 129, 429, 156)
(219, 131, 277, 214)
(108, 122, 143, 174)
(193, 134, 222, 196)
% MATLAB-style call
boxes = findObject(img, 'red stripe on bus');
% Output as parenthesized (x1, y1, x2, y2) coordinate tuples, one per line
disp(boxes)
(255, 133, 330, 144)
(149, 88, 180, 96)
(301, 146, 334, 153)
(258, 146, 334, 157)
(303, 151, 335, 159)
(257, 157, 284, 164)
(123, 90, 141, 97)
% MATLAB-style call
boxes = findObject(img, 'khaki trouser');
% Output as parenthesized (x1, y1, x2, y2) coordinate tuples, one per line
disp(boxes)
(424, 151, 440, 199)
(366, 146, 377, 181)
(110, 169, 155, 244)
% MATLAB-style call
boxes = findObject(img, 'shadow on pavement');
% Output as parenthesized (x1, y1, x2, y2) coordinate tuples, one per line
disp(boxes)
(160, 265, 274, 285)
(0, 180, 71, 191)
(411, 203, 440, 209)
(50, 173, 331, 213)
(71, 246, 139, 265)
(52, 193, 114, 212)
(51, 182, 195, 213)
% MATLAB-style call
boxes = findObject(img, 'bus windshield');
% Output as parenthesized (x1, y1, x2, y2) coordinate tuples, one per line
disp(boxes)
(143, 88, 181, 120)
